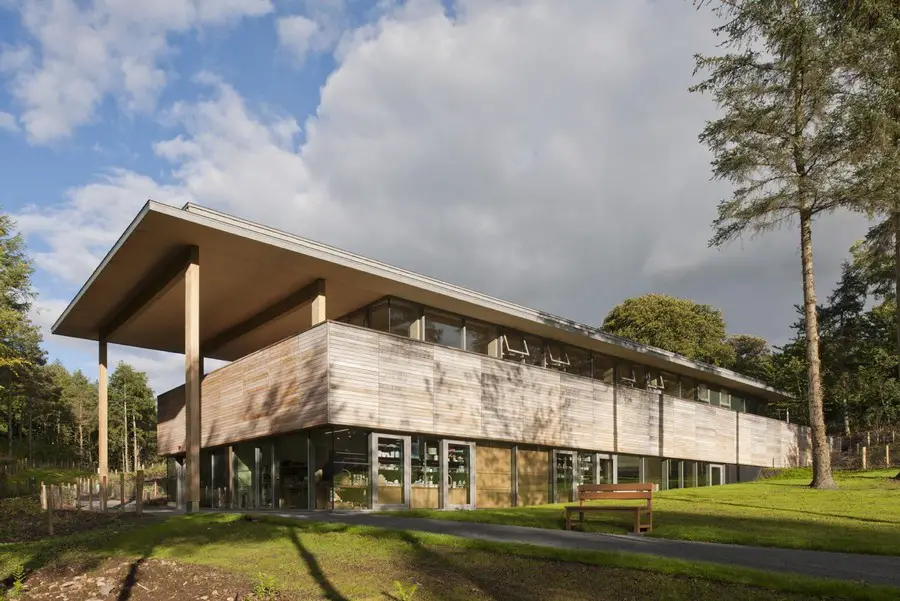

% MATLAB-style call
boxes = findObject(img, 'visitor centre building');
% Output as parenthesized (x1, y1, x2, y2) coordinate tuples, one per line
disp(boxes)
(52, 202, 808, 512)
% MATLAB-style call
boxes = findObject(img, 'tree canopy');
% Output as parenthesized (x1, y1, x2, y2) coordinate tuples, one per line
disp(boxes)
(602, 294, 736, 367)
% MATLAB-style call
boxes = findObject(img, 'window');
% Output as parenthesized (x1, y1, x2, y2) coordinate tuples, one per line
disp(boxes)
(592, 353, 615, 383)
(719, 390, 732, 409)
(424, 309, 463, 349)
(697, 383, 710, 403)
(502, 331, 544, 366)
(389, 299, 421, 338)
(709, 388, 721, 407)
(567, 346, 593, 378)
(731, 395, 746, 412)
(465, 320, 496, 355)
(617, 455, 641, 483)
(680, 377, 697, 401)
(644, 457, 663, 489)
(370, 300, 389, 333)
(646, 369, 664, 391)
(683, 461, 698, 488)
(662, 372, 680, 397)
(667, 460, 682, 490)
(618, 363, 638, 387)
(545, 341, 570, 369)
(346, 309, 367, 327)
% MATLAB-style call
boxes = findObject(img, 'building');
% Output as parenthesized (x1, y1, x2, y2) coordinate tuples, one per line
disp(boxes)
(53, 202, 808, 512)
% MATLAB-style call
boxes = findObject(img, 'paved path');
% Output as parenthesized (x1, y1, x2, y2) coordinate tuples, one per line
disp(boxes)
(218, 510, 900, 587)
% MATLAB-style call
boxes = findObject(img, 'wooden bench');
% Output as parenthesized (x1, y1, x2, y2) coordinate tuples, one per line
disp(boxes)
(564, 483, 653, 533)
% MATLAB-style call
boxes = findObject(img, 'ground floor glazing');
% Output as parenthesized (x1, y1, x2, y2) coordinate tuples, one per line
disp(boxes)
(167, 427, 762, 510)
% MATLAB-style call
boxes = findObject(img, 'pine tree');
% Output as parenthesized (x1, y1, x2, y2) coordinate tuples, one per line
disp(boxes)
(691, 0, 851, 488)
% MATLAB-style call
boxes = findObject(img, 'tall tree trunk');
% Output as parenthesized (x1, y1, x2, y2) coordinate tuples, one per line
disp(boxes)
(800, 211, 837, 489)
(132, 413, 139, 472)
(123, 400, 130, 473)
(894, 210, 900, 381)
(27, 398, 32, 460)
(7, 399, 12, 459)
(78, 422, 84, 468)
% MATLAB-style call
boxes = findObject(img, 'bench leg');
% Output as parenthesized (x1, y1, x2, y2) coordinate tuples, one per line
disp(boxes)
(633, 508, 641, 534)
(579, 511, 584, 523)
(565, 512, 571, 531)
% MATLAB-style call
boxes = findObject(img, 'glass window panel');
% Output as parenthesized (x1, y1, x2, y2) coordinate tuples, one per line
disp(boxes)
(680, 377, 697, 401)
(567, 346, 593, 378)
(545, 341, 570, 370)
(683, 461, 698, 488)
(618, 363, 638, 387)
(332, 429, 370, 510)
(200, 449, 212, 508)
(667, 460, 682, 490)
(447, 443, 472, 506)
(617, 455, 641, 483)
(731, 395, 746, 413)
(347, 309, 367, 327)
(709, 388, 721, 407)
(699, 463, 710, 486)
(276, 433, 309, 510)
(389, 300, 420, 338)
(258, 441, 274, 509)
(554, 452, 576, 503)
(376, 436, 406, 505)
(597, 456, 613, 484)
(719, 390, 732, 409)
(646, 369, 664, 391)
(503, 331, 543, 365)
(234, 442, 256, 509)
(465, 320, 496, 355)
(592, 354, 615, 384)
(411, 436, 441, 508)
(523, 334, 544, 366)
(697, 383, 710, 403)
(424, 309, 463, 349)
(212, 448, 229, 508)
(644, 457, 663, 488)
(578, 452, 595, 486)
(370, 301, 389, 333)
(311, 428, 334, 510)
(662, 372, 680, 397)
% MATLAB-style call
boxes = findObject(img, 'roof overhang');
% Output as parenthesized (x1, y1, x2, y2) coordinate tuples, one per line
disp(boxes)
(53, 201, 791, 401)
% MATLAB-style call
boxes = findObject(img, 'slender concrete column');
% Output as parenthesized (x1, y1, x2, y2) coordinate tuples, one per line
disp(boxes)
(311, 279, 326, 325)
(98, 340, 108, 480)
(184, 248, 201, 513)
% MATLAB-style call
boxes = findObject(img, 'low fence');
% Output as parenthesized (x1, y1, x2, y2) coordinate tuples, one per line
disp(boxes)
(829, 429, 900, 471)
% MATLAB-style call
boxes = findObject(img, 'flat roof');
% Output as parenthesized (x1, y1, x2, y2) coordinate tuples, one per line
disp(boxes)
(53, 201, 790, 400)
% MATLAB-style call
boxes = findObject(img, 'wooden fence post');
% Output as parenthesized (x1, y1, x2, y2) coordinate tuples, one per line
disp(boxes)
(101, 475, 108, 513)
(862, 446, 868, 470)
(136, 470, 144, 516)
(40, 481, 46, 510)
(46, 484, 54, 536)
(89, 478, 94, 510)
(120, 472, 126, 512)
(75, 479, 81, 511)
(887, 444, 891, 467)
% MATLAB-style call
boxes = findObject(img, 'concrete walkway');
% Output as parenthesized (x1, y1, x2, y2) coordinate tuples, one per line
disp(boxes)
(217, 510, 900, 587)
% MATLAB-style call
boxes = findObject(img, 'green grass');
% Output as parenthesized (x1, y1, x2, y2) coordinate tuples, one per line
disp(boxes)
(1, 513, 897, 600)
(392, 468, 900, 555)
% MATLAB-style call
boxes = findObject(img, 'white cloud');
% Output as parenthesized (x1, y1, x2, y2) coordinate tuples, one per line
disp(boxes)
(277, 15, 322, 62)
(0, 111, 18, 132)
(24, 0, 868, 391)
(0, 0, 273, 144)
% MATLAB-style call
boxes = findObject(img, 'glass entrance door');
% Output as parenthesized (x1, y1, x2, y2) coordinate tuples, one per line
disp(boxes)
(442, 440, 476, 509)
(553, 450, 576, 503)
(709, 464, 724, 486)
(372, 434, 410, 509)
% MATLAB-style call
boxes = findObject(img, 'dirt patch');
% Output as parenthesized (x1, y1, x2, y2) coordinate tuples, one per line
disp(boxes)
(17, 558, 254, 601)
(0, 498, 149, 543)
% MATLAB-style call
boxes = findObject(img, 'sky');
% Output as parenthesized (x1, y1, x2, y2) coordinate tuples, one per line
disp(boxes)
(0, 0, 869, 394)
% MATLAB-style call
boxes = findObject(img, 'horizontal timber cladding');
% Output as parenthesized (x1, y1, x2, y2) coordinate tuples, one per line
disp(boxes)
(663, 397, 738, 464)
(155, 325, 329, 455)
(157, 386, 186, 455)
(326, 322, 617, 450)
(615, 387, 661, 456)
(476, 442, 514, 508)
(736, 412, 801, 468)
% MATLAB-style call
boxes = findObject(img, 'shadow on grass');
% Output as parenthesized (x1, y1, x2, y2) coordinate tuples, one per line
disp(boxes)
(286, 525, 349, 601)
(660, 497, 900, 526)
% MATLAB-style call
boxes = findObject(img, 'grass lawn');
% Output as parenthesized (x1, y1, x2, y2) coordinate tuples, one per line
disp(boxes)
(1, 512, 898, 600)
(392, 468, 900, 555)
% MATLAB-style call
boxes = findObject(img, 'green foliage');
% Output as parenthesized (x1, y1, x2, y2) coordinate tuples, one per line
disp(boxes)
(108, 362, 157, 470)
(602, 294, 735, 367)
(392, 580, 419, 601)
(727, 335, 773, 382)
(251, 572, 278, 600)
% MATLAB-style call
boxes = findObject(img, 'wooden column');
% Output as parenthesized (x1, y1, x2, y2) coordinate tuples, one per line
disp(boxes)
(311, 279, 326, 325)
(98, 340, 109, 482)
(185, 247, 201, 513)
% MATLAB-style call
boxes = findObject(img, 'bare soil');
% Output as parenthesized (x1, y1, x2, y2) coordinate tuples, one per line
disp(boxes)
(18, 558, 255, 601)
(0, 498, 149, 543)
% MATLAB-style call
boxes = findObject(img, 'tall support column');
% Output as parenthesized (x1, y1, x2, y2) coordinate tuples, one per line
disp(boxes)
(184, 247, 201, 513)
(98, 340, 108, 481)
(311, 279, 326, 325)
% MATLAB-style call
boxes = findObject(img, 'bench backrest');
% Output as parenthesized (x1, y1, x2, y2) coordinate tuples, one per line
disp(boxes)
(577, 483, 653, 502)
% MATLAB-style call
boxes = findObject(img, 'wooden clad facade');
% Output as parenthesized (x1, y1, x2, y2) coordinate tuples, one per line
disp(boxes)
(158, 321, 806, 469)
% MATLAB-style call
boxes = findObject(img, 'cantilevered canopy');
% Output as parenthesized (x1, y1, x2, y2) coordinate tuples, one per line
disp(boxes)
(53, 201, 790, 400)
